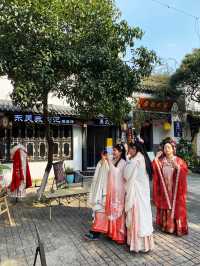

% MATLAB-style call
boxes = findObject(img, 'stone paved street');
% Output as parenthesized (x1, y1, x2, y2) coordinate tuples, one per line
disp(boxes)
(0, 173, 200, 266)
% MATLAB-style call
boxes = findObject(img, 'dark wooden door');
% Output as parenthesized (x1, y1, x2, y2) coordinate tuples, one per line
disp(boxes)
(87, 126, 115, 168)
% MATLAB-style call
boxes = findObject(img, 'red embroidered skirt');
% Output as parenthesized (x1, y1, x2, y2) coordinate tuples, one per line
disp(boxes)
(156, 208, 188, 236)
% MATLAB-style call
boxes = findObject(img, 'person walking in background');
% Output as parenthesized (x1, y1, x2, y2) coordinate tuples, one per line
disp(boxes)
(152, 138, 188, 236)
(124, 141, 154, 252)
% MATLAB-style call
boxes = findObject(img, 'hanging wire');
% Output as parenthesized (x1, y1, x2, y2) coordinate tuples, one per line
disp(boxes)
(123, 1, 200, 69)
(150, 0, 200, 45)
(150, 0, 199, 20)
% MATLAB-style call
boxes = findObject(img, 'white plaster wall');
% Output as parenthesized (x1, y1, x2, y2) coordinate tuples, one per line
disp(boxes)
(153, 120, 173, 145)
(0, 76, 68, 106)
(0, 77, 13, 100)
(64, 126, 82, 171)
(153, 113, 189, 146)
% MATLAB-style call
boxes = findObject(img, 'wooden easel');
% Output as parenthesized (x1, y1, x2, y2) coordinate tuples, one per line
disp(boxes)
(0, 194, 12, 226)
(33, 225, 47, 266)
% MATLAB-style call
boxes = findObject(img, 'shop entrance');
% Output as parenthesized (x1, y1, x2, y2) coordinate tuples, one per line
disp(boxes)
(140, 120, 153, 151)
(87, 126, 116, 168)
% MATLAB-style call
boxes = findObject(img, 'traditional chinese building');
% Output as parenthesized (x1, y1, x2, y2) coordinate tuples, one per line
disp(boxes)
(130, 75, 184, 152)
(0, 99, 117, 178)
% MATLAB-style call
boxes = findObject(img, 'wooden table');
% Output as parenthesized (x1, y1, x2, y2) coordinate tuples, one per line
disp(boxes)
(44, 187, 89, 220)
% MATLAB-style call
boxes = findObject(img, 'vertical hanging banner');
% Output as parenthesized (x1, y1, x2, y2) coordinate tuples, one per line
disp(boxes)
(174, 121, 182, 138)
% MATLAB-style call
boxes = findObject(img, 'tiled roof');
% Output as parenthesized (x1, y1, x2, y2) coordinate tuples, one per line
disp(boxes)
(138, 75, 177, 97)
(0, 99, 76, 116)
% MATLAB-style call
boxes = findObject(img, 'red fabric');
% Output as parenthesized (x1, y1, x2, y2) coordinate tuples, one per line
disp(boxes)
(10, 149, 32, 192)
(156, 209, 188, 236)
(92, 212, 108, 234)
(105, 165, 126, 244)
(91, 211, 126, 244)
(152, 157, 188, 235)
(107, 214, 126, 244)
(105, 187, 126, 244)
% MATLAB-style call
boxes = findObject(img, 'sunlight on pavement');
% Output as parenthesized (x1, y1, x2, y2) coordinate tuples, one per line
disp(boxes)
(189, 222, 200, 231)
(0, 259, 18, 266)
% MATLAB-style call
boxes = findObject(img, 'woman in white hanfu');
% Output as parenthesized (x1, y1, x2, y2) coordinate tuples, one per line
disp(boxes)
(85, 151, 110, 240)
(124, 141, 154, 252)
(85, 144, 127, 244)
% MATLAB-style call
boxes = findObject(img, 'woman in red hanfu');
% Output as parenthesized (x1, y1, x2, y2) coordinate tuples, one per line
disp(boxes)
(152, 138, 188, 236)
(9, 144, 32, 198)
(85, 144, 126, 244)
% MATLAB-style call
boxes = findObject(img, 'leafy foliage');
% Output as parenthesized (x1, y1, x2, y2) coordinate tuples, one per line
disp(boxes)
(170, 49, 200, 103)
(0, 0, 157, 123)
(140, 74, 179, 98)
(176, 138, 193, 166)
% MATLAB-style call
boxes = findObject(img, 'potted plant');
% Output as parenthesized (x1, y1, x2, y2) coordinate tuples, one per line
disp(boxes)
(64, 166, 74, 184)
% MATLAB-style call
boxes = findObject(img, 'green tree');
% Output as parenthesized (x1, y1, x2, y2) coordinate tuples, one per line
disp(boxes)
(0, 0, 157, 196)
(170, 49, 200, 102)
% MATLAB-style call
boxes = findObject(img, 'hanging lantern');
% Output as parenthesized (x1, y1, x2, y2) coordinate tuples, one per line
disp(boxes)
(163, 121, 171, 131)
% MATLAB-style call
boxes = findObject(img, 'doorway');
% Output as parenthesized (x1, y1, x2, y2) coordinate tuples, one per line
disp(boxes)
(140, 120, 153, 151)
(87, 126, 116, 168)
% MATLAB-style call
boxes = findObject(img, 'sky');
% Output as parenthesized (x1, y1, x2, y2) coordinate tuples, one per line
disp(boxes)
(116, 0, 200, 71)
(1, 0, 200, 96)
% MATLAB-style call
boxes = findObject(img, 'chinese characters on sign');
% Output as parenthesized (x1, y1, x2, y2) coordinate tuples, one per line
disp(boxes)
(96, 118, 113, 126)
(174, 121, 182, 138)
(14, 114, 75, 125)
(14, 114, 24, 122)
(138, 98, 173, 112)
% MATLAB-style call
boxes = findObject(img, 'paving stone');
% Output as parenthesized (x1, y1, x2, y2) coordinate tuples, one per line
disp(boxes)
(0, 174, 200, 266)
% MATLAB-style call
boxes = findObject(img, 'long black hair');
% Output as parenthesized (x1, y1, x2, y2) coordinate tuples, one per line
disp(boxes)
(113, 143, 126, 167)
(129, 141, 153, 180)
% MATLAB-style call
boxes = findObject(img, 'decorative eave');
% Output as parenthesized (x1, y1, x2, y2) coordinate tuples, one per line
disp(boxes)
(132, 109, 170, 120)
(0, 99, 77, 117)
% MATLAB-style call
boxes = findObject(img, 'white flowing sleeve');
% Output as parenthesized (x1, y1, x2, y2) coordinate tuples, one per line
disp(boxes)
(124, 158, 140, 213)
(88, 161, 101, 205)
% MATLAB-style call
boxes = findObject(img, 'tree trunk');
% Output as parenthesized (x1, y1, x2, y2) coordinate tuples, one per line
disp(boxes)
(37, 94, 53, 200)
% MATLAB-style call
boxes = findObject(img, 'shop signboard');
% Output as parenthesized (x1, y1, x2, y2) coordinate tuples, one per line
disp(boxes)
(174, 121, 182, 138)
(13, 114, 75, 125)
(95, 118, 113, 126)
